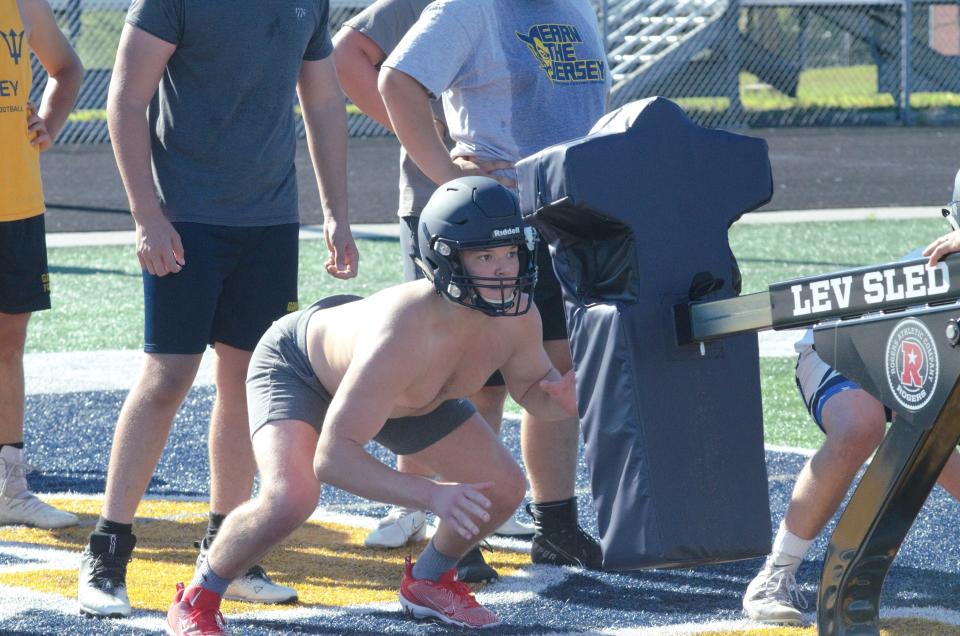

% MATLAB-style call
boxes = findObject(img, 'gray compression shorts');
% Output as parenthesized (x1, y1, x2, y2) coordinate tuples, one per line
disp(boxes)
(246, 294, 477, 455)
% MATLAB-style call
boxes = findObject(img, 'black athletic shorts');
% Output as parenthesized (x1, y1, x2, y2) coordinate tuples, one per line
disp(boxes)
(534, 242, 567, 341)
(0, 214, 50, 314)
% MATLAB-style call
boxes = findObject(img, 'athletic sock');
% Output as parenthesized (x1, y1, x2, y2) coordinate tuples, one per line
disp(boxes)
(190, 554, 231, 596)
(203, 512, 227, 547)
(0, 442, 24, 451)
(769, 520, 813, 572)
(94, 517, 133, 536)
(412, 539, 460, 581)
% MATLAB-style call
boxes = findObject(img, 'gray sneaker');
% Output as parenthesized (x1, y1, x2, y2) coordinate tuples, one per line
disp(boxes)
(742, 559, 807, 625)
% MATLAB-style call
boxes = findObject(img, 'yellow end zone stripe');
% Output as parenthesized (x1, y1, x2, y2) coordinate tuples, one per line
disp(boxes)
(0, 497, 528, 614)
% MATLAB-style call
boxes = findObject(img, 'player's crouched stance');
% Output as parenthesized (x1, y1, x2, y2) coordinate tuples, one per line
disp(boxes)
(163, 177, 580, 634)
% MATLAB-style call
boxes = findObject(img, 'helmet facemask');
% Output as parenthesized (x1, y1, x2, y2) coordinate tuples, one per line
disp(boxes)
(415, 176, 540, 317)
(428, 226, 538, 317)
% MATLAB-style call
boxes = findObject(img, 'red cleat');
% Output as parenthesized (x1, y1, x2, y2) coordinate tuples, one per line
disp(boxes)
(398, 556, 500, 629)
(164, 583, 229, 635)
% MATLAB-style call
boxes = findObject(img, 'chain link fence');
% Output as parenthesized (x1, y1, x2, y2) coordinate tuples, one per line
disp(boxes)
(29, 0, 960, 143)
(607, 0, 960, 128)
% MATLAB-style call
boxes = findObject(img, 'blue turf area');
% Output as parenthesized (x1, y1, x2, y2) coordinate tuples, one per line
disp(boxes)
(3, 387, 960, 634)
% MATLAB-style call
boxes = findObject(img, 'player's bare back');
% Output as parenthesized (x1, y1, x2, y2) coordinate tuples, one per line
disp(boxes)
(306, 279, 538, 417)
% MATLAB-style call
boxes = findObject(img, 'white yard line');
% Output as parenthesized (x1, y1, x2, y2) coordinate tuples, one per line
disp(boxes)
(25, 331, 802, 396)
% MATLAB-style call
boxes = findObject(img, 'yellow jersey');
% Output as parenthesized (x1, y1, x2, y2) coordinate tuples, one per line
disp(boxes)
(0, 0, 43, 222)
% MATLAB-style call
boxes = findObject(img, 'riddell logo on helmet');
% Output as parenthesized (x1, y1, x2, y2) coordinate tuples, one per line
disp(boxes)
(492, 227, 521, 238)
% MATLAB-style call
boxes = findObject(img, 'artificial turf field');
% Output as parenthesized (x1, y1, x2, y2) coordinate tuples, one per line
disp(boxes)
(3, 215, 960, 634)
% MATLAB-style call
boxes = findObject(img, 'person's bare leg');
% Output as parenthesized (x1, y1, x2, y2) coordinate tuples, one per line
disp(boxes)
(102, 353, 202, 523)
(783, 389, 885, 540)
(744, 389, 887, 625)
(208, 343, 256, 516)
(520, 338, 600, 568)
(521, 339, 577, 503)
(395, 416, 524, 629)
(79, 354, 201, 618)
(471, 384, 506, 436)
(371, 384, 512, 549)
(407, 413, 526, 559)
(0, 312, 29, 446)
(205, 421, 321, 579)
(0, 311, 77, 528)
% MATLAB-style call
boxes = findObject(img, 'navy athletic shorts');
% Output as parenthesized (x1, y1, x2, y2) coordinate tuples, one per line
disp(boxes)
(143, 222, 299, 354)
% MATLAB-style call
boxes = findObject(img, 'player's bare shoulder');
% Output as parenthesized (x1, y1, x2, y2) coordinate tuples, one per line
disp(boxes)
(369, 279, 439, 335)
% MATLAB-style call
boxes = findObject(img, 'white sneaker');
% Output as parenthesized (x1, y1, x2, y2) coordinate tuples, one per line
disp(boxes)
(743, 559, 807, 625)
(364, 507, 427, 549)
(493, 515, 534, 539)
(196, 542, 297, 604)
(225, 564, 297, 604)
(0, 446, 79, 529)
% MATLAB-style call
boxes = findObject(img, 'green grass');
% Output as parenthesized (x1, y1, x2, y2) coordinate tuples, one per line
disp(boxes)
(761, 357, 823, 448)
(730, 218, 945, 294)
(675, 66, 960, 114)
(30, 216, 949, 448)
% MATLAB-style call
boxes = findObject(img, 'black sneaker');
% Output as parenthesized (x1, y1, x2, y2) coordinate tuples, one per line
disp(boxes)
(527, 499, 603, 569)
(456, 545, 499, 583)
(77, 533, 137, 618)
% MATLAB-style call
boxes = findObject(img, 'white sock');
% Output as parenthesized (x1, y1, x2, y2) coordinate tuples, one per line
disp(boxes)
(769, 521, 812, 571)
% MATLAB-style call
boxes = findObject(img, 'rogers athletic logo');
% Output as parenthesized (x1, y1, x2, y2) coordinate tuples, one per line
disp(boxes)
(885, 318, 939, 411)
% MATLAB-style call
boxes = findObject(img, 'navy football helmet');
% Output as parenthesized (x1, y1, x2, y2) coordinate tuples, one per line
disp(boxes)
(416, 176, 538, 316)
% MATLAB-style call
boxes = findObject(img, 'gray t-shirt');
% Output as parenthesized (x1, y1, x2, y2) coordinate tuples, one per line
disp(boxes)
(127, 0, 333, 226)
(344, 0, 446, 217)
(384, 0, 610, 184)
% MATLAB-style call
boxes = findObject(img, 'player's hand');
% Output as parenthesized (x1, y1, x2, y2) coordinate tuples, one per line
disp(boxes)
(923, 230, 960, 267)
(453, 155, 517, 190)
(540, 369, 578, 417)
(324, 218, 359, 279)
(26, 102, 52, 152)
(136, 214, 185, 277)
(428, 481, 494, 540)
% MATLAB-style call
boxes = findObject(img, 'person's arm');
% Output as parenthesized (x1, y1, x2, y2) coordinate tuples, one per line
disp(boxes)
(107, 24, 184, 277)
(22, 0, 83, 149)
(313, 323, 492, 540)
(332, 27, 392, 130)
(298, 57, 358, 279)
(500, 309, 579, 420)
(380, 68, 517, 189)
(378, 67, 460, 184)
(923, 229, 960, 267)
